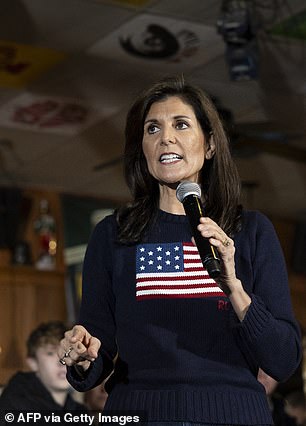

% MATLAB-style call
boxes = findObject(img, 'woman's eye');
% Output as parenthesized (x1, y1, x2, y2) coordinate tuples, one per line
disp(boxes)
(147, 124, 159, 134)
(176, 121, 188, 130)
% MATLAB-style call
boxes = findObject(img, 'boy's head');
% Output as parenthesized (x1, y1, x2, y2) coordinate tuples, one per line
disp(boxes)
(26, 321, 70, 395)
(26, 321, 66, 358)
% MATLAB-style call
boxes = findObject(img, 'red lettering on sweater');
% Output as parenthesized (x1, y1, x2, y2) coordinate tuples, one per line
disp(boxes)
(218, 300, 230, 311)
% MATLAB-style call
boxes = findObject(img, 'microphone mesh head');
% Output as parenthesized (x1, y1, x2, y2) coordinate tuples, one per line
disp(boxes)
(176, 181, 201, 203)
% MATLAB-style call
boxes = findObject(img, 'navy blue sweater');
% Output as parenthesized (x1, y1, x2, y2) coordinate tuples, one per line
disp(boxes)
(68, 209, 301, 425)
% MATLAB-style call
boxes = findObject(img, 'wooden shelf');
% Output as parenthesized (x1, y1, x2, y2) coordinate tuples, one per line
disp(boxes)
(0, 267, 66, 385)
(0, 188, 67, 385)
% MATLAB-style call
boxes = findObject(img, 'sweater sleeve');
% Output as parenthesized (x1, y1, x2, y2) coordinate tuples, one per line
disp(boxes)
(66, 351, 113, 391)
(233, 211, 302, 382)
(66, 216, 117, 391)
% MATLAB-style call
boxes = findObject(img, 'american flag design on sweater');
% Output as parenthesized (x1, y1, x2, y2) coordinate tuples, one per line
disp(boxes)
(136, 241, 226, 300)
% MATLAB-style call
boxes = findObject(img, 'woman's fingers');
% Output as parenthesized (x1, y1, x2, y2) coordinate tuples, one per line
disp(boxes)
(87, 335, 101, 358)
(197, 217, 232, 250)
(69, 325, 88, 343)
(58, 325, 101, 366)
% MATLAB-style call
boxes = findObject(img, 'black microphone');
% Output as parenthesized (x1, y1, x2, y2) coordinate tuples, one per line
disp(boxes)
(176, 180, 221, 279)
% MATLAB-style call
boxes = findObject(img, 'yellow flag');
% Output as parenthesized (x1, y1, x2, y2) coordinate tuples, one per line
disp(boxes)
(0, 40, 65, 88)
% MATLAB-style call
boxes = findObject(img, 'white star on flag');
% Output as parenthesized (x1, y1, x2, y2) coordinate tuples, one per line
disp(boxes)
(135, 242, 225, 300)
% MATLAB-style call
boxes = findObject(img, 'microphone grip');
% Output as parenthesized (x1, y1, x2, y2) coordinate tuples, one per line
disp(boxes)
(182, 196, 221, 279)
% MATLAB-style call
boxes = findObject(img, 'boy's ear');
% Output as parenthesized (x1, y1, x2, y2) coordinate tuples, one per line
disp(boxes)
(26, 357, 38, 372)
(205, 134, 216, 160)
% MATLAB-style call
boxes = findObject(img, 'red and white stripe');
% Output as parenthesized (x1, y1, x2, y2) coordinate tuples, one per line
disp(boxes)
(136, 243, 225, 300)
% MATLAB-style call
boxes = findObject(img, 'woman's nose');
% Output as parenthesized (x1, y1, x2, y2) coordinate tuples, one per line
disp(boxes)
(160, 128, 176, 145)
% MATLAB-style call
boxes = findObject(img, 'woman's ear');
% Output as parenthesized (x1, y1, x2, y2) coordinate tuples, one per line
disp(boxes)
(205, 134, 216, 160)
(26, 357, 38, 372)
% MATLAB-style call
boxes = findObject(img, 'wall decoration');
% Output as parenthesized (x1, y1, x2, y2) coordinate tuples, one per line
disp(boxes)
(0, 40, 65, 87)
(88, 13, 224, 69)
(0, 92, 104, 135)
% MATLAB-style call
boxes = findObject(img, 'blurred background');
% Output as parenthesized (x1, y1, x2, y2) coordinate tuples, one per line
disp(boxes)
(0, 0, 305, 396)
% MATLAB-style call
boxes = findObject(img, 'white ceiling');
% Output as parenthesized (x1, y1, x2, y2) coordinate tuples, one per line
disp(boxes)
(0, 0, 306, 219)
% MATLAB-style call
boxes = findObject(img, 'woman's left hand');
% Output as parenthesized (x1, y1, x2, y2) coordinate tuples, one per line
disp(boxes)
(197, 217, 251, 320)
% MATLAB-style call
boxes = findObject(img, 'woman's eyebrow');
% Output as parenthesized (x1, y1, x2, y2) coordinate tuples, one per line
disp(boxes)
(144, 115, 191, 125)
(144, 118, 158, 125)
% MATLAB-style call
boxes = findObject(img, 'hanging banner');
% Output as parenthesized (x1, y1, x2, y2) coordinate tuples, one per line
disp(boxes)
(0, 40, 65, 88)
(0, 92, 103, 135)
(87, 13, 224, 69)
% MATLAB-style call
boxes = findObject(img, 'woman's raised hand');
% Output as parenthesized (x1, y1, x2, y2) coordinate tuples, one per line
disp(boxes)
(58, 325, 101, 370)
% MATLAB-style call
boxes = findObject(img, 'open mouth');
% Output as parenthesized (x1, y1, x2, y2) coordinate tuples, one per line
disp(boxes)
(159, 153, 183, 164)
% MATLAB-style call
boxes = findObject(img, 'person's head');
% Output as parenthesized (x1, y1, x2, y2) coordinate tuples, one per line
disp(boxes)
(125, 74, 230, 194)
(26, 321, 70, 396)
(118, 74, 241, 243)
(285, 391, 306, 425)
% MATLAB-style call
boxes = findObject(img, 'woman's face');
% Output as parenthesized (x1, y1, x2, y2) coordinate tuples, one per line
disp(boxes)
(142, 96, 214, 185)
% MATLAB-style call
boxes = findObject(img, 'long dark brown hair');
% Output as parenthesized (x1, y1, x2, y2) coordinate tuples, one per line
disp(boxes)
(116, 75, 242, 244)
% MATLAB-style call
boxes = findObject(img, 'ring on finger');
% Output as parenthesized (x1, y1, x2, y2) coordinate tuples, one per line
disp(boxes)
(222, 238, 231, 247)
(59, 357, 66, 365)
(64, 347, 73, 358)
(59, 347, 73, 365)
